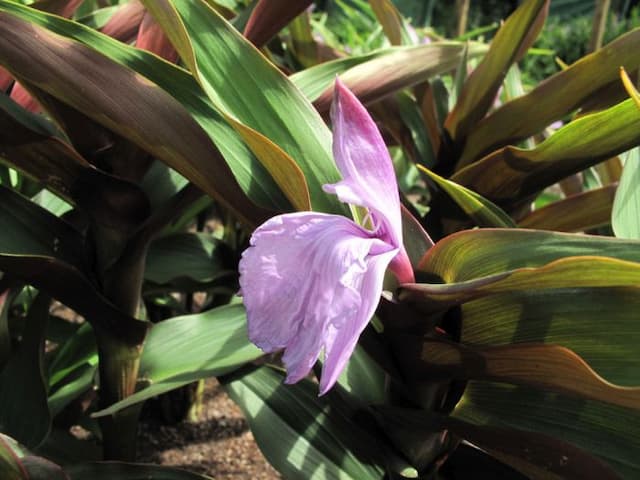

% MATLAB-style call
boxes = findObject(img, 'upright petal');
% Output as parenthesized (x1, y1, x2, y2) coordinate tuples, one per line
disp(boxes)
(239, 212, 397, 392)
(324, 78, 402, 247)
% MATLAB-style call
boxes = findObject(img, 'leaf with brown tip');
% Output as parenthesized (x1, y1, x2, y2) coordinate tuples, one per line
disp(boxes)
(519, 184, 616, 232)
(0, 9, 273, 225)
(451, 99, 640, 207)
(313, 42, 487, 114)
(444, 0, 549, 145)
(459, 28, 640, 167)
(411, 339, 640, 411)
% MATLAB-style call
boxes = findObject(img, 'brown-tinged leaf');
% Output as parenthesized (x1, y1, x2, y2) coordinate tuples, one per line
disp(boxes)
(314, 42, 486, 114)
(519, 184, 616, 231)
(410, 339, 640, 410)
(369, 0, 407, 46)
(100, 0, 145, 42)
(0, 91, 89, 201)
(135, 11, 177, 62)
(243, 0, 313, 47)
(31, 0, 83, 17)
(0, 11, 269, 225)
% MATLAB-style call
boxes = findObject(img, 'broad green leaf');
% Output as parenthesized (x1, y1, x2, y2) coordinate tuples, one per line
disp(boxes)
(460, 286, 640, 388)
(454, 381, 640, 479)
(445, 0, 549, 144)
(48, 363, 96, 416)
(376, 407, 620, 480)
(313, 42, 487, 114)
(405, 256, 640, 309)
(144, 233, 234, 288)
(613, 148, 640, 239)
(521, 184, 616, 232)
(0, 295, 51, 448)
(0, 185, 147, 344)
(0, 2, 286, 223)
(48, 323, 96, 387)
(417, 228, 640, 283)
(338, 345, 386, 405)
(417, 165, 516, 227)
(142, 0, 340, 214)
(93, 304, 261, 416)
(459, 28, 640, 166)
(412, 339, 640, 410)
(223, 365, 385, 480)
(452, 99, 640, 206)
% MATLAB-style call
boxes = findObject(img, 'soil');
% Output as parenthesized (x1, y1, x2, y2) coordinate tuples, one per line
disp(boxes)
(137, 378, 280, 479)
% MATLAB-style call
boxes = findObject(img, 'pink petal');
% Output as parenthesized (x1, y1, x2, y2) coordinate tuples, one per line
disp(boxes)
(239, 212, 397, 393)
(324, 78, 402, 248)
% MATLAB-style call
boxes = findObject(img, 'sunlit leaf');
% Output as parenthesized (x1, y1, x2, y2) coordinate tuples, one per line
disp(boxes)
(93, 304, 261, 416)
(452, 99, 640, 206)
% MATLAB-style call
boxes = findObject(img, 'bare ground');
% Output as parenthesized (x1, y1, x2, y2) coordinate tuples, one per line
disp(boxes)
(137, 379, 280, 479)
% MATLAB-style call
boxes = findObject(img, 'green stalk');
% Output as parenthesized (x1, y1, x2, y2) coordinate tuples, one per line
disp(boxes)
(97, 238, 149, 461)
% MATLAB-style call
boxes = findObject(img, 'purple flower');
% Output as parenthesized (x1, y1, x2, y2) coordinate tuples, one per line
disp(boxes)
(239, 79, 414, 394)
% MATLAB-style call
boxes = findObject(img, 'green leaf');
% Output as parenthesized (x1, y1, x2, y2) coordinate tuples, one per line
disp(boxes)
(142, 0, 339, 214)
(0, 2, 284, 223)
(93, 304, 261, 416)
(144, 233, 234, 288)
(48, 323, 97, 387)
(612, 148, 640, 239)
(454, 381, 640, 479)
(410, 339, 640, 410)
(417, 228, 640, 283)
(223, 365, 385, 480)
(0, 295, 51, 448)
(0, 185, 147, 345)
(405, 255, 640, 310)
(459, 27, 640, 166)
(376, 406, 621, 480)
(452, 99, 640, 206)
(445, 0, 549, 144)
(417, 165, 516, 227)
